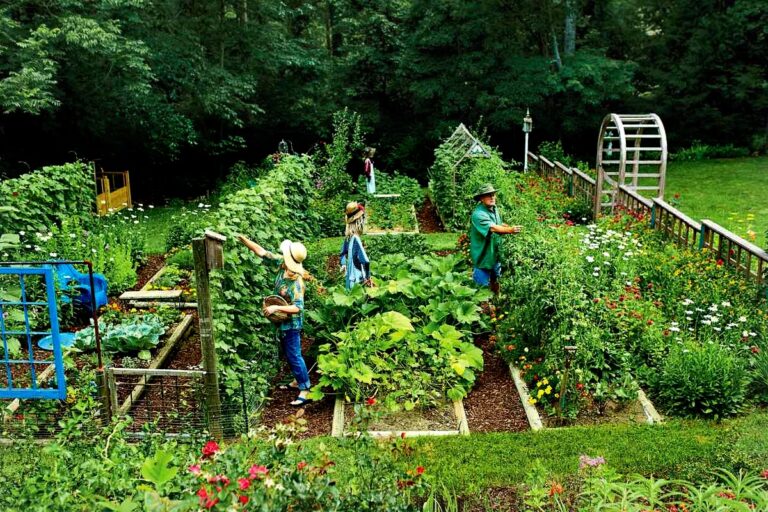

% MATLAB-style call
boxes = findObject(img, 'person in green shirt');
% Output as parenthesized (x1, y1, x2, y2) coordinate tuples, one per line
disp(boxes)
(469, 183, 522, 294)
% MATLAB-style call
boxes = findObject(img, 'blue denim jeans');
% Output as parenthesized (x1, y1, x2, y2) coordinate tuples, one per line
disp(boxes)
(281, 328, 311, 390)
(472, 263, 502, 287)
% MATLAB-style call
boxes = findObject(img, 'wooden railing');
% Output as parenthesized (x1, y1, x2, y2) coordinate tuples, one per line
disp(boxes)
(528, 151, 768, 289)
(701, 221, 768, 284)
(653, 198, 701, 249)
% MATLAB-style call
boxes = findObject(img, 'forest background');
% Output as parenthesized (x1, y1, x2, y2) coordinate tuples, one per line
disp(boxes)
(0, 0, 765, 199)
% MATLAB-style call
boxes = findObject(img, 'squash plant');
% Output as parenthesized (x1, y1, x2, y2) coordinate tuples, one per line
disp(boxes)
(309, 312, 483, 410)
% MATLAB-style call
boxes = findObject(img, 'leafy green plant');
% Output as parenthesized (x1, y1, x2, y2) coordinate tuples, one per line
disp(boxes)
(75, 314, 166, 359)
(654, 342, 748, 419)
(365, 234, 429, 260)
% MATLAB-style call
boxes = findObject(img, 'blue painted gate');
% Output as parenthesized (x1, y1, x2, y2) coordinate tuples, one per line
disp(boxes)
(0, 266, 66, 399)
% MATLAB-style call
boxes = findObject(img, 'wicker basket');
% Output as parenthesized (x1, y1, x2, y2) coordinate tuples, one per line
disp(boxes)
(263, 295, 290, 324)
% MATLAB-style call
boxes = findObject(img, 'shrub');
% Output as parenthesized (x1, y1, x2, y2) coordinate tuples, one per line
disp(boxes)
(365, 234, 429, 260)
(166, 248, 194, 270)
(671, 141, 750, 161)
(654, 342, 748, 419)
(537, 140, 573, 167)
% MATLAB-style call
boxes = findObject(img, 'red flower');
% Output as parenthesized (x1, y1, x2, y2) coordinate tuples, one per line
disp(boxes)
(366, 397, 376, 406)
(202, 441, 220, 458)
(760, 469, 768, 479)
(576, 383, 584, 390)
(197, 487, 209, 501)
(416, 466, 425, 475)
(238, 478, 250, 490)
(751, 346, 761, 354)
(248, 464, 268, 479)
(238, 495, 249, 505)
(297, 461, 308, 471)
(717, 259, 724, 266)
(647, 319, 654, 325)
(203, 498, 219, 510)
(401, 432, 406, 439)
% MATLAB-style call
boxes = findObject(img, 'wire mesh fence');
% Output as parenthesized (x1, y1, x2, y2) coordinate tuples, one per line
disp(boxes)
(1, 368, 264, 441)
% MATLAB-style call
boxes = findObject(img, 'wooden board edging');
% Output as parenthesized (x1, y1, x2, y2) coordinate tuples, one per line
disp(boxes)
(637, 388, 663, 424)
(115, 314, 194, 416)
(331, 397, 468, 437)
(509, 364, 544, 431)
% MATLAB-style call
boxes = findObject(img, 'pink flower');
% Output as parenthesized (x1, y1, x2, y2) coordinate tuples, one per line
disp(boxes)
(188, 464, 202, 475)
(202, 440, 220, 458)
(238, 478, 250, 490)
(248, 464, 268, 479)
(579, 455, 606, 469)
(297, 461, 308, 471)
(761, 469, 768, 479)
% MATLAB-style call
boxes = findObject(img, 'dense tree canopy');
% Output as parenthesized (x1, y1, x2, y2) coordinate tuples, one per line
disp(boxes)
(0, 0, 765, 196)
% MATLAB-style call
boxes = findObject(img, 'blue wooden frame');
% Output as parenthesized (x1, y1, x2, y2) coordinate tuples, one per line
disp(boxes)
(0, 266, 66, 399)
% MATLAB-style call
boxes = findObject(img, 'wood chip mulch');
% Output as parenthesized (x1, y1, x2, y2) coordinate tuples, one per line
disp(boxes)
(463, 333, 530, 433)
(416, 198, 445, 233)
(257, 335, 334, 440)
(134, 254, 166, 290)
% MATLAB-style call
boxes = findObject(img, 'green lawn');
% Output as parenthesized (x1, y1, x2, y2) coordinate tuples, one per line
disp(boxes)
(139, 204, 188, 254)
(662, 157, 768, 246)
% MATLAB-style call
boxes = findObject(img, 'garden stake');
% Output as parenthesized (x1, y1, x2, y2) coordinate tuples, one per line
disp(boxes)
(558, 346, 577, 415)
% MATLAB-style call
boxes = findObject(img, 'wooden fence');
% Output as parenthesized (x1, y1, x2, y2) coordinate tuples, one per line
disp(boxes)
(527, 151, 768, 288)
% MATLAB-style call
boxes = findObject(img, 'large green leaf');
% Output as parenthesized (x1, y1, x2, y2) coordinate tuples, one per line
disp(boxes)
(380, 311, 414, 332)
(141, 450, 179, 490)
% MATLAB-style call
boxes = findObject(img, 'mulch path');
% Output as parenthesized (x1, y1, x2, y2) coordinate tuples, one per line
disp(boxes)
(258, 335, 335, 440)
(416, 198, 444, 233)
(134, 254, 166, 290)
(463, 333, 529, 433)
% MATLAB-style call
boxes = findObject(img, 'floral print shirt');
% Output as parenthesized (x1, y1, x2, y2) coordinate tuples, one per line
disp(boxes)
(264, 251, 305, 331)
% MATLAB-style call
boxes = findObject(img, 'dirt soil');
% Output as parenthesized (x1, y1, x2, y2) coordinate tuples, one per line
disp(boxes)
(346, 401, 458, 431)
(257, 335, 334, 440)
(134, 254, 166, 290)
(463, 333, 530, 433)
(416, 198, 444, 233)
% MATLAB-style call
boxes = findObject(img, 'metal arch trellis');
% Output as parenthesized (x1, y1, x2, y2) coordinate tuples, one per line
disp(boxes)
(593, 113, 668, 218)
(0, 266, 66, 399)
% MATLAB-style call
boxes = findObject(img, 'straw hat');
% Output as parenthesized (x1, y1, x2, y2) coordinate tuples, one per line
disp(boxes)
(280, 239, 307, 274)
(472, 183, 498, 201)
(345, 202, 366, 224)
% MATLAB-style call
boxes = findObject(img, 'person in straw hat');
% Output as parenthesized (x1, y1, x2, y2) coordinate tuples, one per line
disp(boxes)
(469, 183, 522, 294)
(339, 201, 372, 289)
(237, 235, 312, 406)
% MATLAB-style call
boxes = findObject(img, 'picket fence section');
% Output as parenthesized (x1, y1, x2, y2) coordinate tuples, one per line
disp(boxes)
(527, 151, 768, 288)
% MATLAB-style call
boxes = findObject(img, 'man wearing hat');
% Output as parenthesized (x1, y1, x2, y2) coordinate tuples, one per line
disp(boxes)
(237, 235, 312, 406)
(339, 201, 372, 289)
(469, 183, 522, 294)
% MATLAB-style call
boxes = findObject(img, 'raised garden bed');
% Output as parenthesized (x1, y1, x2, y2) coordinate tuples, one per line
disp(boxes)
(332, 397, 469, 438)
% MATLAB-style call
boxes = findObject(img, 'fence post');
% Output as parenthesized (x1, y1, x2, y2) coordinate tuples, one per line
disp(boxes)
(649, 203, 656, 229)
(698, 224, 707, 250)
(193, 238, 223, 439)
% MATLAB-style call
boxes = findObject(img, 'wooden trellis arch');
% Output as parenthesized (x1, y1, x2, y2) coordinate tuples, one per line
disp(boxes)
(594, 114, 668, 218)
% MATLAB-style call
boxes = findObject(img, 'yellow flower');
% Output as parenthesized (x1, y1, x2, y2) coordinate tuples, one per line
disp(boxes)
(537, 389, 545, 398)
(542, 378, 549, 385)
(545, 386, 552, 394)
(528, 397, 537, 405)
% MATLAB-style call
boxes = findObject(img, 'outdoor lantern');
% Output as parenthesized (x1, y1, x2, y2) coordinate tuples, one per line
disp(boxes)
(522, 109, 533, 171)
(278, 139, 289, 154)
(523, 109, 533, 134)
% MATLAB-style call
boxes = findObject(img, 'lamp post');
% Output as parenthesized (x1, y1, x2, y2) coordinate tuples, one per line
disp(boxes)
(522, 109, 533, 171)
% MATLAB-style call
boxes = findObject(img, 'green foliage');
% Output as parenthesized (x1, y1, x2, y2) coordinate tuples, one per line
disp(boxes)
(210, 155, 320, 397)
(671, 141, 750, 161)
(0, 162, 93, 235)
(165, 249, 194, 270)
(365, 234, 429, 261)
(75, 314, 166, 359)
(654, 342, 749, 419)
